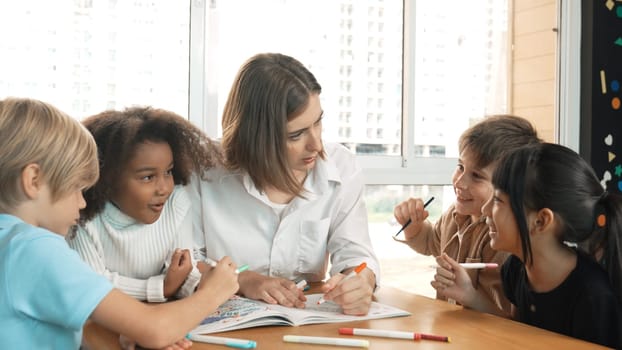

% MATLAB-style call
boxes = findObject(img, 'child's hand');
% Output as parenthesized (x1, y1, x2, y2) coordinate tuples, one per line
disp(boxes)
(120, 334, 192, 350)
(197, 256, 239, 302)
(163, 249, 193, 298)
(393, 197, 430, 240)
(430, 253, 477, 305)
(196, 260, 212, 274)
(238, 271, 306, 308)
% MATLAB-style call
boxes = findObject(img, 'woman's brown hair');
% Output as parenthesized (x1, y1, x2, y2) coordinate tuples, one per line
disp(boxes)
(221, 53, 323, 195)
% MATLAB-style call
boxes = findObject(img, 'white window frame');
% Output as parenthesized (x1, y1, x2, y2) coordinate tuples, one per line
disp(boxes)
(556, 0, 581, 152)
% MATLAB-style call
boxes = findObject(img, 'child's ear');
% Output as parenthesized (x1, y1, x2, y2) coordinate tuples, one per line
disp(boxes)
(21, 163, 43, 200)
(533, 208, 555, 233)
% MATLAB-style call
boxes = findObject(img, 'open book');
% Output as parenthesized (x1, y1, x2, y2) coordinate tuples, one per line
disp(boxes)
(190, 293, 410, 335)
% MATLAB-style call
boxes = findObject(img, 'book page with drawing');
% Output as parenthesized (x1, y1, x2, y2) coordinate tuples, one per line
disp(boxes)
(190, 293, 410, 335)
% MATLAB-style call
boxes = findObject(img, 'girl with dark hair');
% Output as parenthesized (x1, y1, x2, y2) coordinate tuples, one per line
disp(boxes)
(434, 142, 621, 348)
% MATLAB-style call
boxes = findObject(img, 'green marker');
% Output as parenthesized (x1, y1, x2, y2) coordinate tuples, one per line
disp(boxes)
(205, 258, 249, 274)
(236, 264, 250, 274)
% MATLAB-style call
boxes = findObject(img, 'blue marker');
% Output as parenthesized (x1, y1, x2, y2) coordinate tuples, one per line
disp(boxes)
(187, 333, 257, 349)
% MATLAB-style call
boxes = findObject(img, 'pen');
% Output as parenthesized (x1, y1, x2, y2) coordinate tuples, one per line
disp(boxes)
(283, 335, 369, 348)
(394, 196, 435, 237)
(339, 328, 450, 343)
(317, 262, 367, 304)
(205, 258, 249, 274)
(187, 333, 257, 349)
(431, 263, 499, 269)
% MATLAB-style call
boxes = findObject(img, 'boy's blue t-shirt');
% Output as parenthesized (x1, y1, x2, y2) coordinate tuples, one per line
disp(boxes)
(0, 214, 113, 349)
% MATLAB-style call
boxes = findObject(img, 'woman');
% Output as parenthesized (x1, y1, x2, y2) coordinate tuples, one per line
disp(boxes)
(191, 53, 379, 315)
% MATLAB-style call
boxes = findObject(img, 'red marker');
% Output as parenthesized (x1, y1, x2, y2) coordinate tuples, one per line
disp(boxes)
(317, 262, 367, 304)
(339, 328, 450, 343)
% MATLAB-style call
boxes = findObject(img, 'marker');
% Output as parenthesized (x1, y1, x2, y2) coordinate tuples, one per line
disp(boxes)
(430, 263, 498, 270)
(187, 333, 257, 349)
(235, 264, 250, 274)
(204, 257, 218, 267)
(296, 279, 308, 290)
(205, 258, 249, 274)
(339, 328, 450, 343)
(394, 197, 435, 237)
(459, 263, 498, 269)
(283, 335, 369, 348)
(318, 262, 367, 304)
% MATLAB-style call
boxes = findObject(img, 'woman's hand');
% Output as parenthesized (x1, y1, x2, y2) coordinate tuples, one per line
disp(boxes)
(320, 268, 375, 316)
(163, 249, 193, 298)
(238, 271, 306, 308)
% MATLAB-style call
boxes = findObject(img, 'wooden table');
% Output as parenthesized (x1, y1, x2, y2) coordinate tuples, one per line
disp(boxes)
(83, 286, 609, 349)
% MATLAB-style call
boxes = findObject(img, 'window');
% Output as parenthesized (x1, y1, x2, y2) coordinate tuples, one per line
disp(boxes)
(194, 0, 509, 183)
(0, 0, 190, 119)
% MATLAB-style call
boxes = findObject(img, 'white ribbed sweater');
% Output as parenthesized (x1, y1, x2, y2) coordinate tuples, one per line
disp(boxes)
(68, 185, 201, 302)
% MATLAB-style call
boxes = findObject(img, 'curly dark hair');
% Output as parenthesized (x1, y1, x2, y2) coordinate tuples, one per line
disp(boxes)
(80, 106, 221, 222)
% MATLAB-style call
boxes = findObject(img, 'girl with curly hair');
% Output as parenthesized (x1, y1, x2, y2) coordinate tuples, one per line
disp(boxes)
(69, 106, 222, 302)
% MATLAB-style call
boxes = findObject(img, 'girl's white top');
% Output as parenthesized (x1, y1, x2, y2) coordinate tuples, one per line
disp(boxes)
(68, 185, 201, 302)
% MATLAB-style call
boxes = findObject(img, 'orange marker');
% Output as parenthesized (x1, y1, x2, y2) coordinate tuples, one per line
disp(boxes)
(317, 262, 367, 304)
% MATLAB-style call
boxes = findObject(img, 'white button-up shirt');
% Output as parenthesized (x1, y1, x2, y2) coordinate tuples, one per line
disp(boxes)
(191, 143, 380, 283)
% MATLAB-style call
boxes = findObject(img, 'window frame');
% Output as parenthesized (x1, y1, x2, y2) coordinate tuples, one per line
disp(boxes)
(557, 0, 581, 153)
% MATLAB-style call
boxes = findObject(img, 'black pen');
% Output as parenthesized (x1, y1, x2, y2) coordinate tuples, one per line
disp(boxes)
(394, 196, 435, 237)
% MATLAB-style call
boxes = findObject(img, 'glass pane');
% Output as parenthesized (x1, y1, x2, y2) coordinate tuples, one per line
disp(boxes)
(0, 1, 190, 119)
(210, 0, 404, 156)
(365, 184, 454, 297)
(413, 0, 509, 159)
